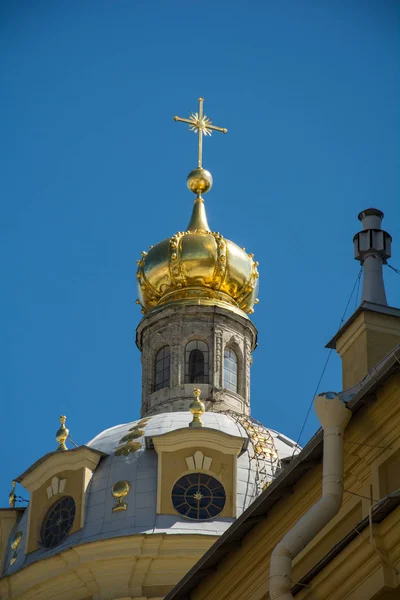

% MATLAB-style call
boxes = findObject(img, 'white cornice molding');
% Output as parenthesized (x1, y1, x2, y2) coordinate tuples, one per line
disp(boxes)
(18, 447, 104, 493)
(151, 428, 245, 456)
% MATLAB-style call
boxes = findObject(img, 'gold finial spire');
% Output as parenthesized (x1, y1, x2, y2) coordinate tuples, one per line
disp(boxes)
(9, 480, 16, 508)
(189, 388, 205, 428)
(174, 97, 228, 196)
(56, 415, 69, 451)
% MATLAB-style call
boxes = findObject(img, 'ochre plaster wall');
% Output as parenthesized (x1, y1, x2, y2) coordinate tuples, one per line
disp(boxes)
(336, 312, 400, 389)
(190, 374, 400, 600)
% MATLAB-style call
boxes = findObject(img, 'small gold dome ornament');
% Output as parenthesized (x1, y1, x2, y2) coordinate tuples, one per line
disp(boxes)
(9, 480, 16, 508)
(189, 388, 205, 428)
(56, 415, 69, 451)
(112, 480, 131, 512)
(187, 167, 213, 195)
(9, 531, 22, 566)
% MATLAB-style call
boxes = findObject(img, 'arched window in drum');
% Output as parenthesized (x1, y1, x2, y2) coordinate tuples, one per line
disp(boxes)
(154, 346, 170, 391)
(185, 340, 209, 384)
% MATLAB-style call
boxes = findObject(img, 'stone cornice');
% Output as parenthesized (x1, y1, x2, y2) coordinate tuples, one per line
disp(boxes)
(136, 303, 258, 352)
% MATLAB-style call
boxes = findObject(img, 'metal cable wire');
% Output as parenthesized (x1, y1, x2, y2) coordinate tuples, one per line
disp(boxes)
(68, 435, 79, 448)
(386, 263, 400, 275)
(15, 495, 29, 503)
(355, 268, 362, 310)
(292, 267, 363, 454)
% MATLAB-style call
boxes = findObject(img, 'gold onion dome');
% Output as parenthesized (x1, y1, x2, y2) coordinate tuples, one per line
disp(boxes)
(136, 98, 259, 317)
(136, 195, 259, 315)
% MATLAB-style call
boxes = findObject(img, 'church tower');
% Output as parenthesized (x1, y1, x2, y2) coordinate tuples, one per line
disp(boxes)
(0, 99, 298, 600)
(136, 98, 258, 418)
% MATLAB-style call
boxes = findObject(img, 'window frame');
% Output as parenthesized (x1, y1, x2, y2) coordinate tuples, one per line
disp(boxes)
(184, 340, 209, 384)
(223, 346, 238, 393)
(41, 495, 76, 549)
(154, 345, 171, 392)
(171, 472, 226, 520)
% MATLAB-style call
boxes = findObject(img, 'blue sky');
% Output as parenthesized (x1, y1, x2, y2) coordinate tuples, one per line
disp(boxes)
(1, 1, 399, 505)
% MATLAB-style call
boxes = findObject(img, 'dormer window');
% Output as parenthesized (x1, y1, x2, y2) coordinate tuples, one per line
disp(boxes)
(154, 346, 171, 391)
(185, 340, 209, 384)
(224, 347, 238, 392)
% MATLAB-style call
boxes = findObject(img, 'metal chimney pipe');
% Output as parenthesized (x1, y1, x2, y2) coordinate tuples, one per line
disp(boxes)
(353, 208, 392, 305)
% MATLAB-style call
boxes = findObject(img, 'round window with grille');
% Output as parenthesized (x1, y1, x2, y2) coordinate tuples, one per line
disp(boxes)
(41, 496, 76, 548)
(171, 473, 226, 520)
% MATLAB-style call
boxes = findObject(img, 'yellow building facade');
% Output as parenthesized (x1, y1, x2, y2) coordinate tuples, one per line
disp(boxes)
(165, 210, 400, 600)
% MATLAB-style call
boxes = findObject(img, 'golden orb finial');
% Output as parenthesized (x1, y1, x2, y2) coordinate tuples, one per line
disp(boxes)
(187, 167, 213, 196)
(189, 388, 205, 428)
(111, 480, 131, 512)
(9, 480, 16, 508)
(56, 415, 69, 451)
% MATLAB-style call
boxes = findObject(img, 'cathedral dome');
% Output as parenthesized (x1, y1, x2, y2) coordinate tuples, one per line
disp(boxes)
(136, 197, 259, 315)
(4, 412, 299, 579)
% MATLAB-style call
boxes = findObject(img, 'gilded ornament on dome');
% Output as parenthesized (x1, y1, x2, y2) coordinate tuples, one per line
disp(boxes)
(119, 429, 145, 443)
(9, 480, 16, 508)
(111, 480, 131, 512)
(114, 419, 150, 456)
(189, 388, 205, 428)
(135, 418, 150, 428)
(115, 440, 142, 457)
(9, 531, 22, 566)
(226, 412, 281, 490)
(56, 415, 69, 452)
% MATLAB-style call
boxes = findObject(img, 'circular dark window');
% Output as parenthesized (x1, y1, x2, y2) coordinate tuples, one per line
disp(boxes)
(41, 496, 76, 548)
(172, 473, 226, 520)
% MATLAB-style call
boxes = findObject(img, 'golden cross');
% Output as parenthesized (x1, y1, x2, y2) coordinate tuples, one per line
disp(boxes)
(174, 98, 228, 169)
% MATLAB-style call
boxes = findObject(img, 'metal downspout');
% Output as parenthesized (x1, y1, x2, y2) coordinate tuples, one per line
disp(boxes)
(269, 392, 352, 600)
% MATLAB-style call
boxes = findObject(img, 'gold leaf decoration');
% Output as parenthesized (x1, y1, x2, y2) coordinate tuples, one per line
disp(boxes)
(131, 419, 149, 429)
(119, 430, 145, 443)
(115, 440, 142, 457)
(114, 418, 151, 457)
